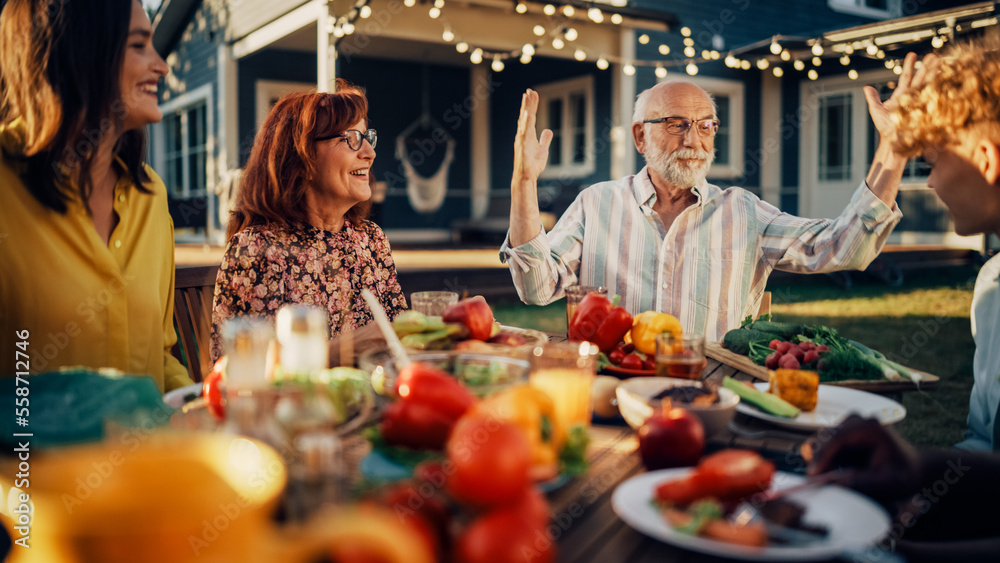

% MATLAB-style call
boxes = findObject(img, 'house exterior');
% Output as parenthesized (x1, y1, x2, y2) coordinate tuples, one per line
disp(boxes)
(151, 0, 995, 250)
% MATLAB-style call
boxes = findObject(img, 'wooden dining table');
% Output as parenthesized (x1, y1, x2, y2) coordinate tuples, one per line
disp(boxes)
(340, 355, 831, 563)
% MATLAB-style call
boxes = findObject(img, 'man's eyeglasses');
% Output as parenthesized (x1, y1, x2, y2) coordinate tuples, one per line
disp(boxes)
(642, 117, 720, 137)
(316, 128, 377, 150)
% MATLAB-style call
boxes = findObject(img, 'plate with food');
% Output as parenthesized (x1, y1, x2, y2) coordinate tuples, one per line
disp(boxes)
(729, 377, 905, 432)
(616, 377, 739, 437)
(612, 462, 891, 561)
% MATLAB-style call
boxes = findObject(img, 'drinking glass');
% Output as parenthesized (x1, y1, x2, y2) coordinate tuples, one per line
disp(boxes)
(529, 341, 599, 430)
(565, 285, 607, 328)
(410, 291, 459, 316)
(655, 333, 706, 380)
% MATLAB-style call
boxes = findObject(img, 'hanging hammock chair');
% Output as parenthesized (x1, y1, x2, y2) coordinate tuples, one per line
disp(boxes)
(395, 66, 455, 214)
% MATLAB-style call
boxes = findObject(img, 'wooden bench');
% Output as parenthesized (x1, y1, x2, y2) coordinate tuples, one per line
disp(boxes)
(172, 265, 219, 383)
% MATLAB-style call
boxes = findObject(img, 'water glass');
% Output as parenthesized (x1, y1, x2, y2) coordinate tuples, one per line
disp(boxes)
(565, 285, 607, 328)
(655, 333, 706, 380)
(410, 291, 459, 316)
(529, 341, 599, 430)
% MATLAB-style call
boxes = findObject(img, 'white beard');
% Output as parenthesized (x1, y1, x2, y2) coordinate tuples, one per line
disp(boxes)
(644, 146, 715, 189)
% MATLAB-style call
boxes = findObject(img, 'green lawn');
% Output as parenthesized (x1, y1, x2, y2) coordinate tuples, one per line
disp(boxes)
(492, 264, 982, 448)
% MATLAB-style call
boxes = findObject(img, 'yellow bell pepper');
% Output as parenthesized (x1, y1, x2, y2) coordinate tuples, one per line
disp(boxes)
(630, 311, 683, 356)
(471, 385, 565, 480)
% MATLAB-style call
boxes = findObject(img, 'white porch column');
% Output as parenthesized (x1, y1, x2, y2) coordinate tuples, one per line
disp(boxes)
(611, 28, 636, 179)
(759, 73, 782, 207)
(317, 0, 336, 92)
(470, 66, 490, 220)
(214, 43, 239, 244)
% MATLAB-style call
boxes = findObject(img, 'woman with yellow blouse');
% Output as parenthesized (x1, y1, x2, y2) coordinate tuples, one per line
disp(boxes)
(0, 0, 193, 392)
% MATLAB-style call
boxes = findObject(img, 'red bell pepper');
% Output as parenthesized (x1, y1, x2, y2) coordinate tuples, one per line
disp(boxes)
(568, 293, 633, 353)
(380, 361, 477, 450)
(396, 362, 476, 421)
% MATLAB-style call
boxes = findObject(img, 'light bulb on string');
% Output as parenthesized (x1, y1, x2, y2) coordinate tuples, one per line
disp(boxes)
(876, 49, 885, 59)
(543, 4, 555, 16)
(770, 40, 782, 55)
(429, 7, 441, 18)
(623, 63, 636, 76)
(844, 44, 854, 54)
(520, 53, 532, 64)
(574, 49, 586, 61)
(848, 69, 858, 79)
(470, 48, 483, 64)
(342, 22, 355, 34)
(840, 55, 850, 65)
(893, 65, 903, 75)
(332, 26, 344, 38)
(655, 66, 667, 79)
(773, 67, 784, 77)
(564, 28, 578, 41)
(442, 29, 454, 41)
(658, 44, 670, 55)
(931, 36, 944, 49)
(725, 55, 736, 67)
(360, 5, 372, 18)
(808, 69, 818, 80)
(684, 47, 695, 58)
(456, 42, 469, 53)
(711, 51, 720, 60)
(515, 2, 527, 14)
(522, 44, 535, 56)
(680, 27, 691, 37)
(780, 50, 790, 61)
(811, 43, 823, 56)
(588, 8, 604, 23)
(639, 34, 650, 45)
(404, 0, 415, 6)
(866, 42, 878, 56)
(793, 60, 805, 71)
(740, 60, 750, 70)
(552, 38, 564, 49)
(611, 14, 623, 25)
(683, 38, 694, 47)
(701, 50, 711, 59)
(434, 0, 444, 8)
(533, 25, 545, 36)
(756, 58, 769, 69)
(812, 56, 822, 66)
(562, 5, 574, 17)
(686, 63, 698, 76)
(596, 57, 609, 70)
(492, 56, 505, 72)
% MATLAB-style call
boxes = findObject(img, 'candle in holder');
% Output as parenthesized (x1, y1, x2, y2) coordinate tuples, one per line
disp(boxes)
(529, 341, 598, 430)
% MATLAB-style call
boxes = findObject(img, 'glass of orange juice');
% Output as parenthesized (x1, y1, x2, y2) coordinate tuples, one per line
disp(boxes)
(529, 341, 599, 430)
(655, 333, 706, 380)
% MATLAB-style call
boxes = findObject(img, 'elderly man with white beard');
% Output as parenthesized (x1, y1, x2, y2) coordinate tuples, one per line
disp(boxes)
(501, 53, 926, 341)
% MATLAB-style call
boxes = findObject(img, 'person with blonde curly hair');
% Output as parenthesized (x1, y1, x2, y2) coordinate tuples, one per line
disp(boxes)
(892, 41, 1000, 453)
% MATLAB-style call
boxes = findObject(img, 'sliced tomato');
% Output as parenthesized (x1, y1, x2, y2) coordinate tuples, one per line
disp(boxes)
(654, 471, 713, 506)
(696, 450, 775, 501)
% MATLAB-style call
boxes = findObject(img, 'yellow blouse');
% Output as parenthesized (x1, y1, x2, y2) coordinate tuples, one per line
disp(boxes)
(0, 123, 193, 392)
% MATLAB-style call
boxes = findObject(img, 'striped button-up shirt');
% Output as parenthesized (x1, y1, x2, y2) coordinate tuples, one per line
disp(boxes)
(501, 166, 902, 341)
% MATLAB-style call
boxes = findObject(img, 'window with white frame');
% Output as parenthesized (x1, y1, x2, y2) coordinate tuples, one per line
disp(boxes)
(536, 75, 595, 178)
(828, 0, 901, 19)
(818, 93, 852, 181)
(153, 84, 213, 198)
(666, 76, 745, 179)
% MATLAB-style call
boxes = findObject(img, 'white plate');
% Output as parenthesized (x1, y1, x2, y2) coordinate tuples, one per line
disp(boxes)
(736, 383, 906, 431)
(163, 383, 201, 408)
(612, 469, 890, 561)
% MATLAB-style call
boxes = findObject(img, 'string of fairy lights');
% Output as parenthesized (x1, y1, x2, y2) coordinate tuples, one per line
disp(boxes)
(326, 0, 998, 80)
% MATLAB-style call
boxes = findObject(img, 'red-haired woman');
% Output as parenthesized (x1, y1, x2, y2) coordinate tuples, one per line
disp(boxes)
(210, 84, 406, 361)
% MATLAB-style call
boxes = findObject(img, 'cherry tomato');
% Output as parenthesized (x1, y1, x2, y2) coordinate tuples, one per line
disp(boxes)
(396, 362, 476, 421)
(446, 415, 532, 509)
(380, 400, 456, 451)
(620, 353, 644, 371)
(642, 356, 656, 371)
(608, 348, 626, 366)
(202, 358, 226, 420)
(697, 450, 775, 501)
(621, 342, 636, 354)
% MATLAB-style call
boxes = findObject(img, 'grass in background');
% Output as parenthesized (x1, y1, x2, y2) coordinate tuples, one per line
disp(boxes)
(492, 264, 982, 448)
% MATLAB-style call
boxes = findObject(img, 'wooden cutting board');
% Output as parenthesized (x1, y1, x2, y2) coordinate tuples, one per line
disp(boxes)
(704, 341, 939, 393)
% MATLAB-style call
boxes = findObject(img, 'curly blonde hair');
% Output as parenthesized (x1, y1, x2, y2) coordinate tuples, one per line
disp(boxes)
(892, 41, 1000, 157)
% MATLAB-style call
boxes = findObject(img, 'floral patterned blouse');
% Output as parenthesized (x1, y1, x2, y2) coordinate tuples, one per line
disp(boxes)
(210, 220, 407, 361)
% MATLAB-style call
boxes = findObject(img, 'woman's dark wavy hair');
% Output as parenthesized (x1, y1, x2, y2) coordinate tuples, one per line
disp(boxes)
(226, 81, 372, 240)
(0, 0, 151, 214)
